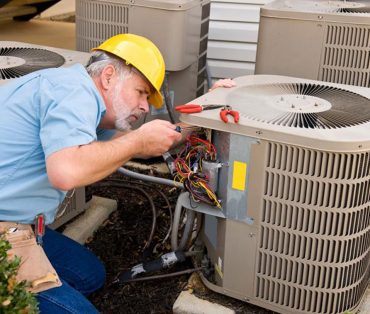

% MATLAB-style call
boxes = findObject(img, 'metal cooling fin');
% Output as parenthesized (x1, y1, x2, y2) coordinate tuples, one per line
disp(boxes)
(0, 47, 65, 80)
(226, 83, 370, 129)
(282, 0, 370, 14)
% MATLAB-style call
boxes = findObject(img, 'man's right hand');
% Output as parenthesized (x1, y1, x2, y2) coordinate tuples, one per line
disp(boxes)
(132, 119, 182, 158)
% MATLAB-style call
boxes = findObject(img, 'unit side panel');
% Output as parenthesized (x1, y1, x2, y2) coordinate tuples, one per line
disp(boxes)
(255, 16, 324, 79)
(223, 219, 258, 299)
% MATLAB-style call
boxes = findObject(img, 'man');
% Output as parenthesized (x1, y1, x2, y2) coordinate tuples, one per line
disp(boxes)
(0, 33, 182, 313)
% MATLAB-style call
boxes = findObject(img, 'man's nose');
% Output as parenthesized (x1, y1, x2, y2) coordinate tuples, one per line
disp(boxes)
(140, 99, 150, 113)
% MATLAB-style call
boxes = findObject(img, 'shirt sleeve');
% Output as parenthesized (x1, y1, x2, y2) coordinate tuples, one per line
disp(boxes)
(39, 77, 105, 158)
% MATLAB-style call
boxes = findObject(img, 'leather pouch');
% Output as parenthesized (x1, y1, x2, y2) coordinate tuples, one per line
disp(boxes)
(1, 222, 62, 293)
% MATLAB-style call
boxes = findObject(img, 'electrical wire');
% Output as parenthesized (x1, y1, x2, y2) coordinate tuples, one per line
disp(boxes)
(92, 181, 156, 251)
(162, 71, 176, 124)
(156, 189, 173, 244)
(172, 135, 220, 208)
(103, 178, 174, 245)
(112, 267, 204, 285)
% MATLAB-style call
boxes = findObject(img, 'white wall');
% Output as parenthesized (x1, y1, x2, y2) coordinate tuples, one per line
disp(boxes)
(207, 0, 273, 82)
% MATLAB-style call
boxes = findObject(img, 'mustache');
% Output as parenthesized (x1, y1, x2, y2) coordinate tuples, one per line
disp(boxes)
(133, 110, 144, 121)
(114, 109, 145, 131)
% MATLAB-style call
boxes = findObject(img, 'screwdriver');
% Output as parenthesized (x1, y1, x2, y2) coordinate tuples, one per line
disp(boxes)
(175, 126, 200, 133)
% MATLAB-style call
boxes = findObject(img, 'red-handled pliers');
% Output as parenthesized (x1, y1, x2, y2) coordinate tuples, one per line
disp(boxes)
(220, 106, 239, 123)
(175, 104, 224, 113)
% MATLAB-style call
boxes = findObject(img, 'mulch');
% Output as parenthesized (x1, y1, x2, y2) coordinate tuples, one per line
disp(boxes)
(85, 164, 274, 314)
(85, 167, 191, 314)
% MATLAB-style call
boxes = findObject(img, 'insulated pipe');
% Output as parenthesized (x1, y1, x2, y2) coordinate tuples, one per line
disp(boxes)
(171, 192, 196, 251)
(178, 209, 195, 250)
(118, 167, 184, 189)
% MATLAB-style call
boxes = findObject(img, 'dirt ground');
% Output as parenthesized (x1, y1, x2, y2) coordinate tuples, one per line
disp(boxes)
(84, 164, 274, 314)
(85, 168, 190, 313)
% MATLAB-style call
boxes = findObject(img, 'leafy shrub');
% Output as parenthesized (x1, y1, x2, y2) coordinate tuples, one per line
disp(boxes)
(0, 236, 39, 314)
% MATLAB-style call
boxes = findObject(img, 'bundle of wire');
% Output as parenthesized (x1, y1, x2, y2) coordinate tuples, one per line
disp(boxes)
(174, 134, 221, 208)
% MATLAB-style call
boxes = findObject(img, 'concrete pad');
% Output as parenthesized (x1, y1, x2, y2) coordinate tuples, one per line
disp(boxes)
(359, 286, 370, 313)
(173, 273, 234, 314)
(174, 287, 370, 314)
(173, 290, 235, 314)
(173, 271, 370, 314)
(62, 196, 117, 244)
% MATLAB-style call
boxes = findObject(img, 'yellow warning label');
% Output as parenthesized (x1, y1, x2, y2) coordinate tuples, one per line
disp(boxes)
(232, 161, 247, 191)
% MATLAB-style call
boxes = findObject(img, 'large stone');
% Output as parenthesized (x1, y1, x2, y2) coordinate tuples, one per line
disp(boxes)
(62, 196, 117, 244)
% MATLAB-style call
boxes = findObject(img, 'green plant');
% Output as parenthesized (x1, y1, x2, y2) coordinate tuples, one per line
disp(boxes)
(0, 236, 39, 314)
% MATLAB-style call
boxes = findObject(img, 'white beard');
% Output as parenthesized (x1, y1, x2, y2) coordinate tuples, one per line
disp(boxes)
(113, 105, 132, 131)
(111, 84, 134, 132)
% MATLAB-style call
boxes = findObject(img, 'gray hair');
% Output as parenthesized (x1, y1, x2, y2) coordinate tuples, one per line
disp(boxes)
(86, 51, 133, 81)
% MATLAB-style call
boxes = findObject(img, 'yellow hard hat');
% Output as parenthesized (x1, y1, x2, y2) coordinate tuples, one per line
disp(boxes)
(92, 34, 165, 109)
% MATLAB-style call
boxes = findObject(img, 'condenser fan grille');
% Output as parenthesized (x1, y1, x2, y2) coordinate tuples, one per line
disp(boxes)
(280, 0, 370, 14)
(336, 0, 370, 13)
(338, 7, 370, 13)
(227, 83, 370, 129)
(0, 47, 65, 80)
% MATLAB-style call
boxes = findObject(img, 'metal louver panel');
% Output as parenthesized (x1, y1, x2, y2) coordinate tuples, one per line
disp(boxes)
(320, 25, 370, 87)
(76, 0, 129, 52)
(256, 142, 370, 313)
(0, 47, 65, 79)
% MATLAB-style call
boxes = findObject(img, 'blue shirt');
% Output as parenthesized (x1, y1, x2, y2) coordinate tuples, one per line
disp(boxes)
(0, 64, 111, 224)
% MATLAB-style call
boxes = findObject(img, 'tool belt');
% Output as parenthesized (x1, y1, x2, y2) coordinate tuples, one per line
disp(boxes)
(0, 222, 62, 293)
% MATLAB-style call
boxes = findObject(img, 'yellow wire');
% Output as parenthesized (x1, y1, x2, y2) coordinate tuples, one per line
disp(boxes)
(199, 182, 221, 208)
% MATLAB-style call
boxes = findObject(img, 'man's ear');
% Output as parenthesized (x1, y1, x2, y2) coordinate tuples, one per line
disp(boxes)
(101, 64, 116, 90)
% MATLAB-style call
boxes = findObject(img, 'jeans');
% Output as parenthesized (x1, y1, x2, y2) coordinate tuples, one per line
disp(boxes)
(36, 228, 105, 313)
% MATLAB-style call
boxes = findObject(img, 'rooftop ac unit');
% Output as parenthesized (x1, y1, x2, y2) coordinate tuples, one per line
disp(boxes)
(179, 74, 370, 314)
(0, 41, 91, 228)
(255, 0, 370, 88)
(75, 0, 210, 123)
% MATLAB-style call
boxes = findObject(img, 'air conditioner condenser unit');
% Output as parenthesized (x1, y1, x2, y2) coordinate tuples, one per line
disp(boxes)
(75, 0, 210, 124)
(178, 74, 370, 314)
(76, 0, 209, 71)
(0, 41, 91, 227)
(255, 0, 370, 88)
(0, 41, 91, 81)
